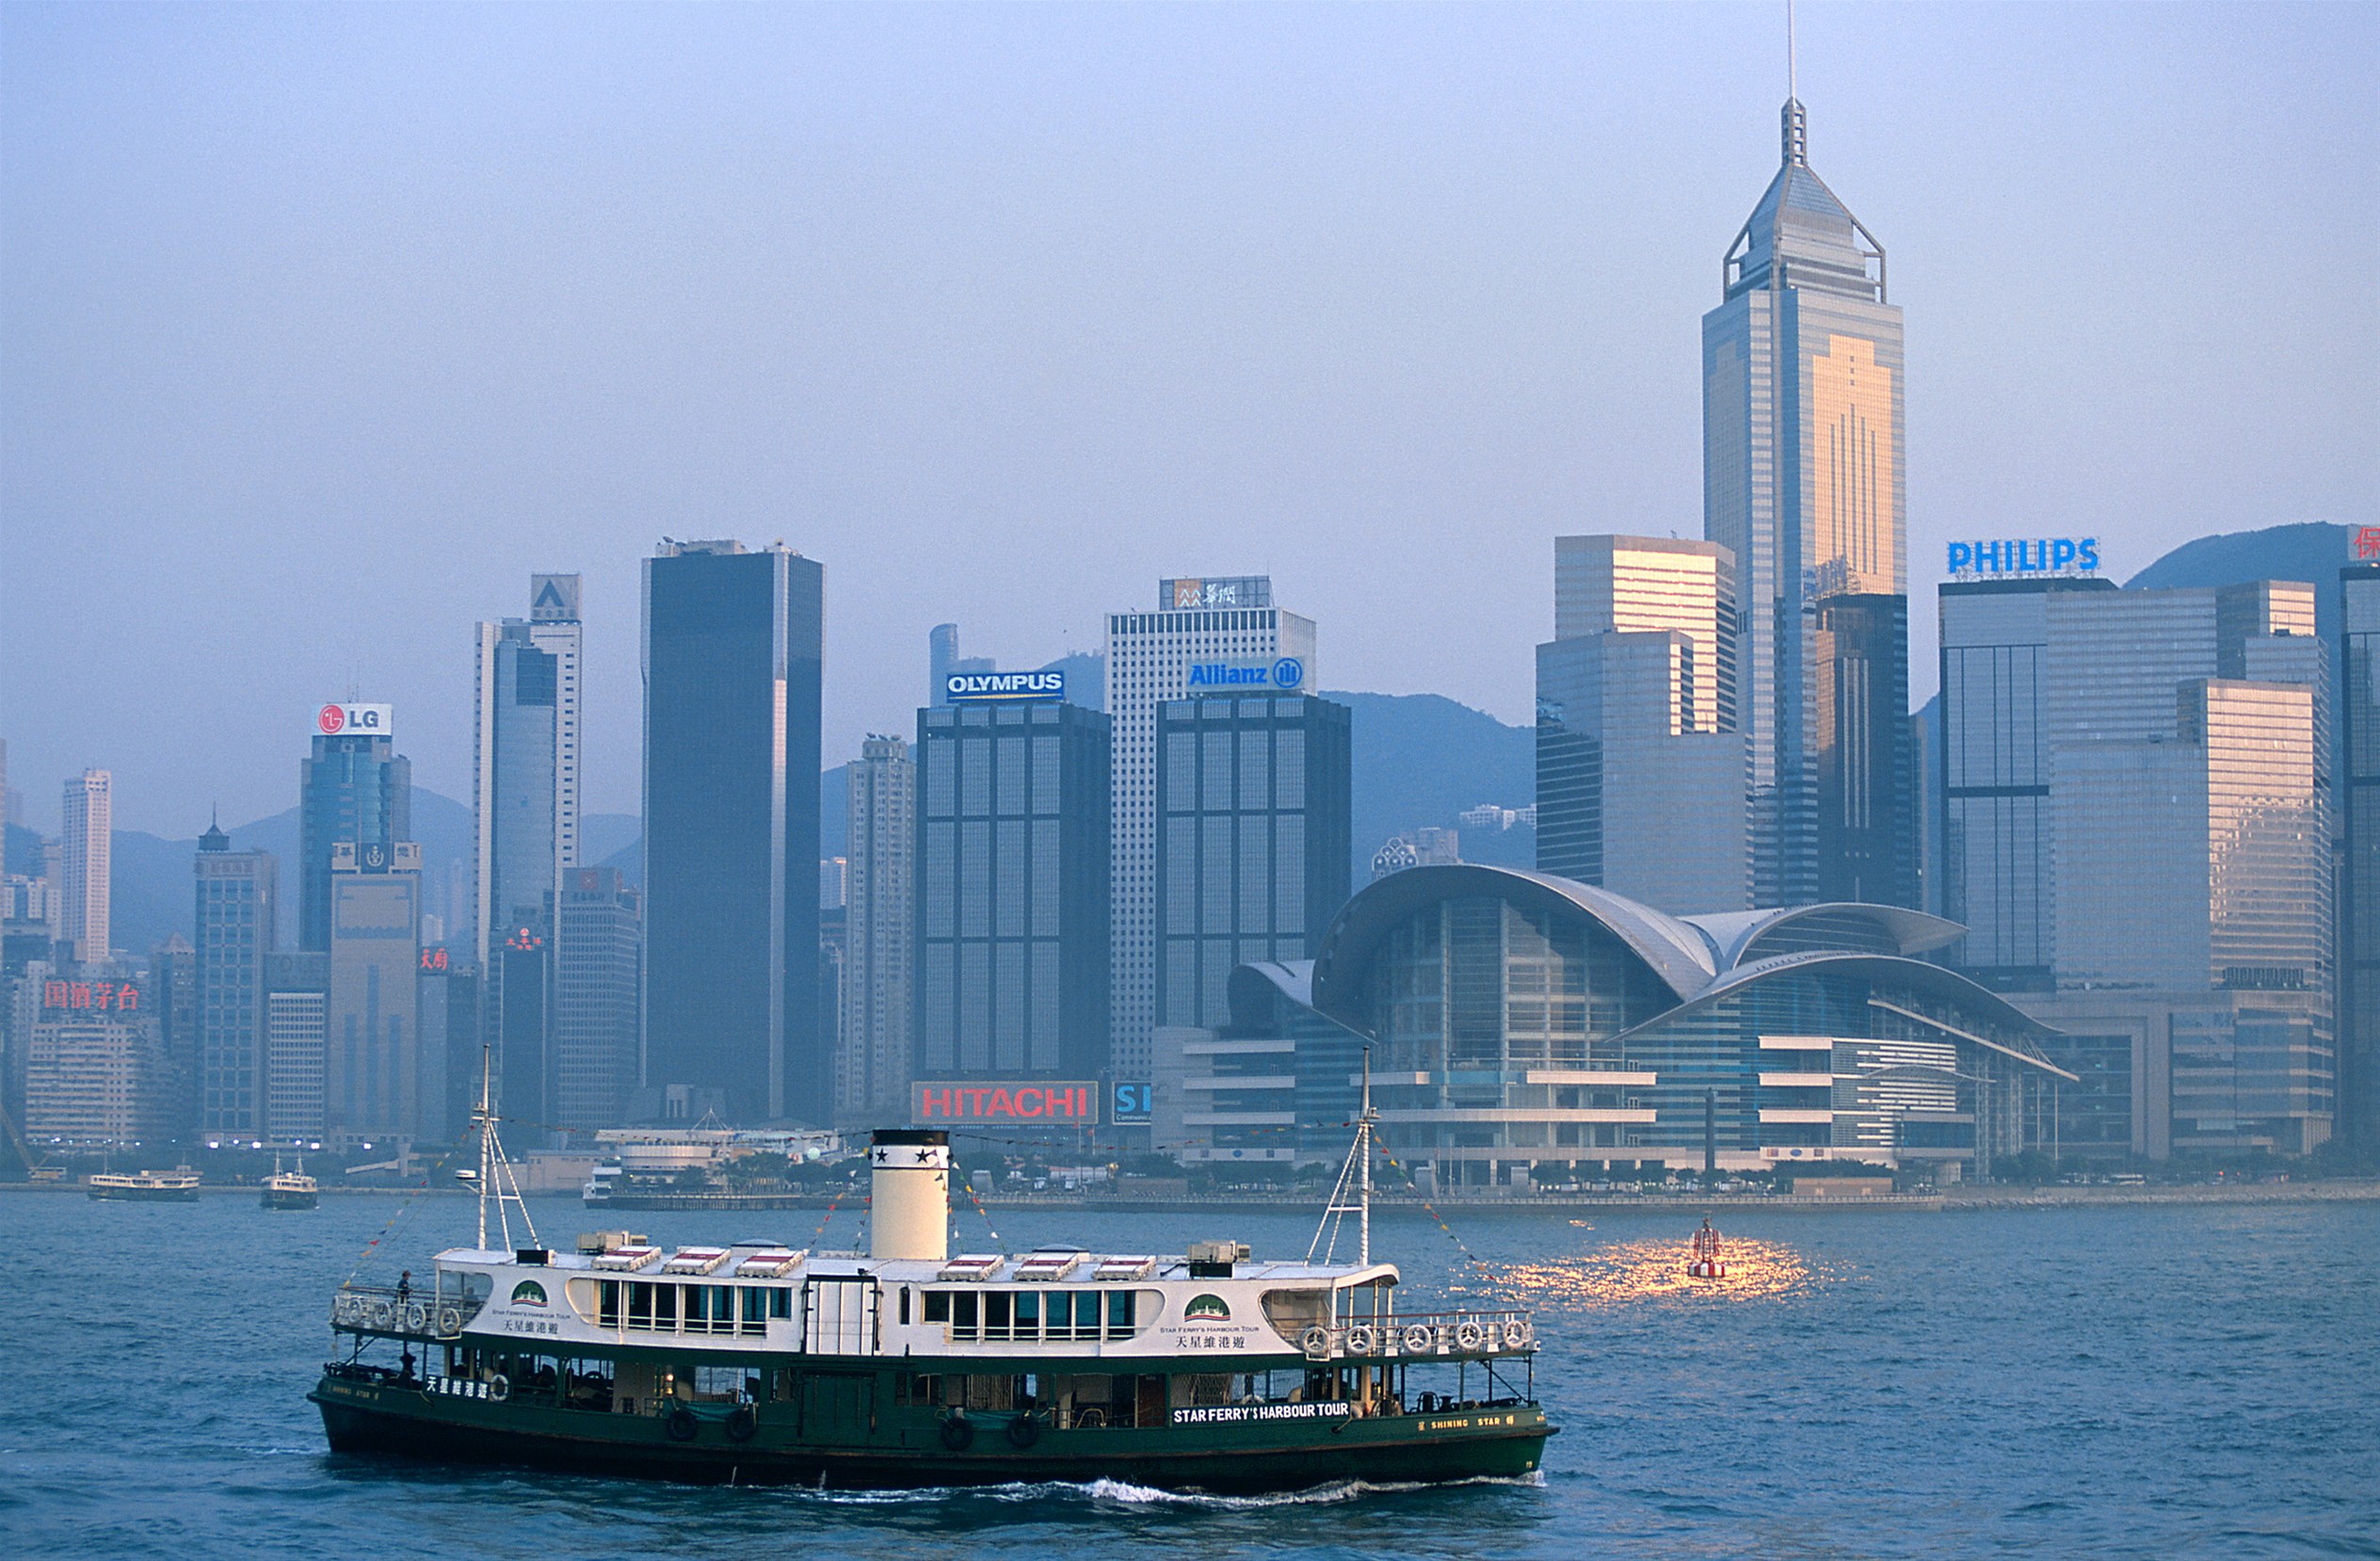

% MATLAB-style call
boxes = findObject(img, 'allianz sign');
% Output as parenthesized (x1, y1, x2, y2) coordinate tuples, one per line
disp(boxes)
(1188, 657, 1306, 692)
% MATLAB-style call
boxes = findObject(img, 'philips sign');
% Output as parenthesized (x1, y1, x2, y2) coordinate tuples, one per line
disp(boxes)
(1187, 657, 1306, 694)
(1946, 538, 2099, 580)
(315, 703, 394, 738)
(946, 670, 1065, 703)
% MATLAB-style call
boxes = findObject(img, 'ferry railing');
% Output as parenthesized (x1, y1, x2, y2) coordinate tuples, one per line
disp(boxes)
(1297, 1309, 1536, 1362)
(330, 1282, 486, 1341)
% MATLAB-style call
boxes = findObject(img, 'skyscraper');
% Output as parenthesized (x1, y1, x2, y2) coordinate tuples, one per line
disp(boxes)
(59, 769, 110, 963)
(328, 839, 421, 1137)
(1104, 577, 1316, 1084)
(1704, 98, 1910, 909)
(298, 704, 410, 953)
(551, 866, 641, 1132)
(913, 693, 1111, 1092)
(839, 735, 916, 1124)
(472, 575, 583, 1048)
(2340, 561, 2380, 1155)
(265, 950, 329, 1142)
(1152, 693, 1351, 1030)
(642, 540, 824, 1123)
(194, 819, 276, 1135)
(1536, 538, 1749, 912)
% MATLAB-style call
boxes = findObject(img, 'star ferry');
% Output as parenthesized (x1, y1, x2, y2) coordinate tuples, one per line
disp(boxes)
(310, 1063, 1555, 1492)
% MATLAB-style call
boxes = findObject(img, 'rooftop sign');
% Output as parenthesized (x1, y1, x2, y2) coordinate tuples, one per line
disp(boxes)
(913, 1081, 1100, 1125)
(315, 703, 394, 738)
(1162, 576, 1271, 611)
(1946, 539, 2099, 581)
(1187, 657, 1306, 694)
(945, 670, 1065, 703)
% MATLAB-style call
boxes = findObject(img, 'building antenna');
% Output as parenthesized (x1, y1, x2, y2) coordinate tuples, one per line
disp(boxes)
(1787, 0, 1797, 103)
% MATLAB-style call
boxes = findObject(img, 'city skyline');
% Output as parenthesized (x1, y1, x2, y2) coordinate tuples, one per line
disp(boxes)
(7, 4, 2372, 834)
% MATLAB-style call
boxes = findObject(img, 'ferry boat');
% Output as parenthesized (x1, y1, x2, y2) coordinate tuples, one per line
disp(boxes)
(311, 1066, 1556, 1493)
(263, 1156, 320, 1211)
(88, 1167, 201, 1201)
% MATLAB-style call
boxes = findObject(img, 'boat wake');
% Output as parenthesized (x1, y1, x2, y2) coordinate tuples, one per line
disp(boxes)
(785, 1471, 1547, 1511)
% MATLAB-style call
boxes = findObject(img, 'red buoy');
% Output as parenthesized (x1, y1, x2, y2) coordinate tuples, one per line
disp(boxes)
(1685, 1216, 1727, 1279)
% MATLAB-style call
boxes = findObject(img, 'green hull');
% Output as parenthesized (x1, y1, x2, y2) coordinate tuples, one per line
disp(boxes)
(313, 1375, 1553, 1494)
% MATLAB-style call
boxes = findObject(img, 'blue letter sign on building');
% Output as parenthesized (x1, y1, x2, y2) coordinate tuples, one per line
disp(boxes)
(1946, 538, 2099, 579)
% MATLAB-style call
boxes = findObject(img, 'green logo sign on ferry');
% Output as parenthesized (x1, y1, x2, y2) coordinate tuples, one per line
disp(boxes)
(509, 1280, 549, 1309)
(1183, 1293, 1230, 1324)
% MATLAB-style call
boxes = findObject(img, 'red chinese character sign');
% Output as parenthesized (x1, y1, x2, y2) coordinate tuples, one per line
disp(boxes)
(42, 978, 141, 1012)
(2356, 527, 2380, 560)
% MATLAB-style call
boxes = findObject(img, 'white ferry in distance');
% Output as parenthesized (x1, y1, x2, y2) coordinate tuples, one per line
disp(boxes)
(311, 1069, 1555, 1492)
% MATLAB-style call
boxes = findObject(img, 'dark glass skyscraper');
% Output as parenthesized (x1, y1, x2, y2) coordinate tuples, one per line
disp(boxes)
(194, 820, 276, 1134)
(1152, 694, 1351, 1029)
(913, 697, 1111, 1086)
(642, 540, 824, 1124)
(298, 705, 411, 953)
(2340, 561, 2380, 1155)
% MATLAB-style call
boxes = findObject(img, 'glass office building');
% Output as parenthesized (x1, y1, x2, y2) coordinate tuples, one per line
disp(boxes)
(1152, 693, 1351, 1030)
(1104, 577, 1317, 1086)
(194, 821, 276, 1134)
(1704, 99, 1911, 909)
(298, 718, 410, 954)
(327, 840, 421, 1138)
(839, 734, 917, 1125)
(642, 540, 825, 1125)
(913, 698, 1111, 1086)
(2341, 561, 2380, 1155)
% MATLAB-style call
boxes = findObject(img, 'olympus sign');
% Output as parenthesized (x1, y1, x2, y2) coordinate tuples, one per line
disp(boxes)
(945, 670, 1065, 702)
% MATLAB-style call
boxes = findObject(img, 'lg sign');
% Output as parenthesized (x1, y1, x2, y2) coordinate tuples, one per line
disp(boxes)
(315, 703, 394, 737)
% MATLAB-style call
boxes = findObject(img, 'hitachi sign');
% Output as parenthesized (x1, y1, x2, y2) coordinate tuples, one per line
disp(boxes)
(1188, 657, 1305, 693)
(946, 670, 1065, 702)
(913, 1081, 1100, 1124)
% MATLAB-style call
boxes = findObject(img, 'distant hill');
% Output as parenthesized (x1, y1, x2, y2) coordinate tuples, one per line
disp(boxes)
(2125, 521, 2353, 644)
(105, 790, 475, 958)
(1323, 691, 1536, 877)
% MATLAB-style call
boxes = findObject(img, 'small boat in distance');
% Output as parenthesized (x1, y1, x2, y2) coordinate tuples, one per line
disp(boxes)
(88, 1167, 201, 1202)
(1685, 1216, 1727, 1279)
(263, 1155, 320, 1211)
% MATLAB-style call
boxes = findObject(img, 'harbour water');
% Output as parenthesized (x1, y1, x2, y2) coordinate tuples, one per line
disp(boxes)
(2, 1190, 2372, 1558)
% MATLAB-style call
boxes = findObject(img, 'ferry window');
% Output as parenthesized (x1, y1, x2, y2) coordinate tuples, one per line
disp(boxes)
(924, 1292, 950, 1325)
(683, 1285, 709, 1331)
(598, 1280, 620, 1329)
(952, 1292, 978, 1340)
(1014, 1291, 1040, 1339)
(1106, 1291, 1135, 1339)
(770, 1287, 793, 1320)
(629, 1282, 655, 1328)
(1073, 1292, 1102, 1337)
(898, 1288, 910, 1326)
(654, 1283, 678, 1329)
(985, 1292, 1012, 1342)
(740, 1287, 767, 1336)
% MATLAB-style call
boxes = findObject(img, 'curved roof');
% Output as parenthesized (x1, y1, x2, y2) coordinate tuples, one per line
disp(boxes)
(1309, 865, 1717, 1033)
(1682, 904, 1966, 971)
(1228, 959, 1314, 1014)
(1611, 949, 2076, 1082)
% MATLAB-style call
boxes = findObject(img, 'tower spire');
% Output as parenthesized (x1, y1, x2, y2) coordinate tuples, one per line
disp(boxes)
(1782, 0, 1807, 167)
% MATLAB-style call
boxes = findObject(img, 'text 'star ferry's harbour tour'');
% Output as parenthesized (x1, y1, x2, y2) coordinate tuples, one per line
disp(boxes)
(311, 1084, 1555, 1493)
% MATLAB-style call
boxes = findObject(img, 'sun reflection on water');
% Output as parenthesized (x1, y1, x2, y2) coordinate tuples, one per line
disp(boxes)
(1481, 1232, 1833, 1310)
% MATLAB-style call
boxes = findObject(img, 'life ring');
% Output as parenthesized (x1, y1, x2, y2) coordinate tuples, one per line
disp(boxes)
(1455, 1320, 1486, 1351)
(1299, 1324, 1331, 1357)
(368, 1299, 393, 1329)
(1005, 1413, 1041, 1450)
(1503, 1318, 1531, 1349)
(438, 1306, 463, 1336)
(726, 1405, 758, 1442)
(940, 1415, 975, 1452)
(1345, 1325, 1377, 1356)
(404, 1302, 429, 1334)
(488, 1374, 510, 1403)
(1402, 1323, 1436, 1354)
(665, 1405, 699, 1442)
(331, 1295, 354, 1326)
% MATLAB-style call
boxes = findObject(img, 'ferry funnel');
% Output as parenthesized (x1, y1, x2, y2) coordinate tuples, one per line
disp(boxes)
(869, 1129, 951, 1263)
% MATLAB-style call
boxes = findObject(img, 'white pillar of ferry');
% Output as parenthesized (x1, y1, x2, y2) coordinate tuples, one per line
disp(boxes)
(869, 1129, 952, 1263)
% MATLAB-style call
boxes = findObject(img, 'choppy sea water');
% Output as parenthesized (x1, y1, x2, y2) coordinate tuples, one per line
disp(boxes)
(1, 1189, 2373, 1559)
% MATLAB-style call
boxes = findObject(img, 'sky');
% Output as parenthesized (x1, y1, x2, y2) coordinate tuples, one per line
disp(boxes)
(5, 1, 2374, 835)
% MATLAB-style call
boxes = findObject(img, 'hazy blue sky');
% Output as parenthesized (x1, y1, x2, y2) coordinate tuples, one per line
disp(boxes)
(6, 2, 2373, 834)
